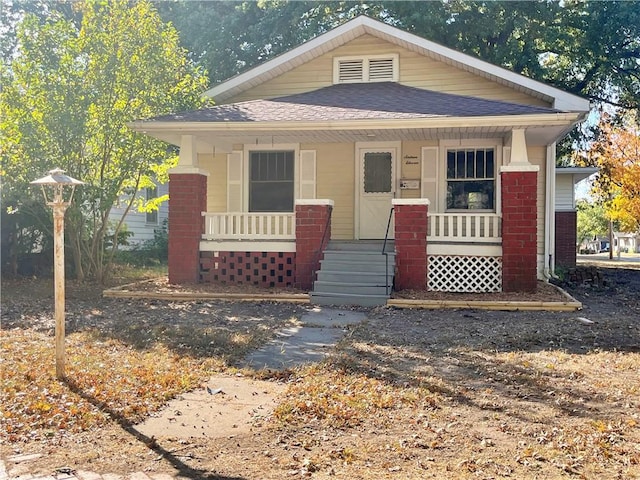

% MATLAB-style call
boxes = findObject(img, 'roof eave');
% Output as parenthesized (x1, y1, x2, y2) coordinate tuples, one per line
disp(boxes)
(129, 112, 583, 134)
(556, 166, 599, 183)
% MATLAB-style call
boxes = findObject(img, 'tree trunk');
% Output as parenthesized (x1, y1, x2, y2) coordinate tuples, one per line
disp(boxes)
(609, 219, 614, 260)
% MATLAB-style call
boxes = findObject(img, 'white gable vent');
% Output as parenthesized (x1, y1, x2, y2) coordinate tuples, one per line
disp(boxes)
(333, 54, 399, 84)
(338, 59, 364, 82)
(368, 58, 395, 80)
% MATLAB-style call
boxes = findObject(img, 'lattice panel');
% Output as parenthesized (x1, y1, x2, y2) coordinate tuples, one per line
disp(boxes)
(428, 255, 502, 293)
(200, 251, 295, 288)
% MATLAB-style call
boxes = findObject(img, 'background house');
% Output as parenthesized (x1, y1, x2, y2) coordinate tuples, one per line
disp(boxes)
(613, 231, 640, 254)
(108, 183, 169, 248)
(131, 16, 590, 305)
(555, 167, 598, 266)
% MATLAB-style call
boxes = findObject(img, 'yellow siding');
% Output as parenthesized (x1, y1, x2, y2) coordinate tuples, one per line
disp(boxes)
(400, 141, 435, 200)
(303, 142, 355, 240)
(199, 153, 227, 212)
(527, 146, 547, 260)
(225, 34, 549, 107)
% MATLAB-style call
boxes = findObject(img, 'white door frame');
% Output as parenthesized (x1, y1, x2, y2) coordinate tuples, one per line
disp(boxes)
(354, 141, 401, 240)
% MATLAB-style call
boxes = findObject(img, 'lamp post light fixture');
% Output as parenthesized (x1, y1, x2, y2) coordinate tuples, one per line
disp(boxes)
(31, 168, 84, 380)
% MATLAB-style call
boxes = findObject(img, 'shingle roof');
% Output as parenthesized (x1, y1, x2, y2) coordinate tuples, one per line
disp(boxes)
(147, 82, 561, 124)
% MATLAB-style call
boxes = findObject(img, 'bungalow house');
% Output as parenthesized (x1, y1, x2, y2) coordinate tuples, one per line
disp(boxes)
(130, 16, 590, 306)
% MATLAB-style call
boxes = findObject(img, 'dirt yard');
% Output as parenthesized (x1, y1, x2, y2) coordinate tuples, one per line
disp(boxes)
(1, 264, 639, 479)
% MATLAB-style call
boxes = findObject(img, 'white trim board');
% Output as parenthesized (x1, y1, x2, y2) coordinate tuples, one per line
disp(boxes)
(200, 240, 296, 253)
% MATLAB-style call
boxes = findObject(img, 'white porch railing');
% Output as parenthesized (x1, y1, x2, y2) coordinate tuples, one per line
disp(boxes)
(202, 212, 295, 240)
(202, 212, 500, 243)
(427, 213, 501, 243)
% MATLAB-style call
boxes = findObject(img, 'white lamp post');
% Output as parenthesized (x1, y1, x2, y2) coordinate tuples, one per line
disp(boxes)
(31, 168, 84, 380)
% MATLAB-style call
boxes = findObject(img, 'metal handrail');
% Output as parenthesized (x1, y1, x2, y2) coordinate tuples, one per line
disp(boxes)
(382, 207, 395, 296)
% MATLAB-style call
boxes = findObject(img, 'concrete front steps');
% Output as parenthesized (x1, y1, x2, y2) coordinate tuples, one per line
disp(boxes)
(310, 241, 395, 307)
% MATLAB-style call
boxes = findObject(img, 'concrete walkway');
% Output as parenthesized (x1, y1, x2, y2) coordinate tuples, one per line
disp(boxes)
(243, 306, 366, 370)
(2, 307, 366, 480)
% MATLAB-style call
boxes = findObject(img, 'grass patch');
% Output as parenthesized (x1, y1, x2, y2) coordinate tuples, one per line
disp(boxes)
(105, 262, 167, 287)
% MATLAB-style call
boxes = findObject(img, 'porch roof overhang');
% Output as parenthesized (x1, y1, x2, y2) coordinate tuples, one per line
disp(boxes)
(130, 83, 588, 151)
(130, 112, 585, 151)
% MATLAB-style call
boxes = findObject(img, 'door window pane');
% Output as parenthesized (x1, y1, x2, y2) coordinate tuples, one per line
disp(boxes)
(364, 152, 392, 193)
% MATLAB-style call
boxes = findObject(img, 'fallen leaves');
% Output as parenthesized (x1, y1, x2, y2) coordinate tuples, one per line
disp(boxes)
(1, 328, 218, 442)
(273, 364, 440, 428)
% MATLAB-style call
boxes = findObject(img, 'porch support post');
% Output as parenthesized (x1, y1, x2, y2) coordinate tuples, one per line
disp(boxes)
(295, 199, 333, 290)
(178, 134, 198, 168)
(500, 165, 539, 292)
(508, 129, 530, 166)
(393, 199, 429, 291)
(168, 164, 209, 284)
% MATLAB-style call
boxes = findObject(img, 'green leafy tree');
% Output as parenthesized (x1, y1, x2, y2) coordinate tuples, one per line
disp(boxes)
(1, 0, 208, 281)
(576, 200, 609, 248)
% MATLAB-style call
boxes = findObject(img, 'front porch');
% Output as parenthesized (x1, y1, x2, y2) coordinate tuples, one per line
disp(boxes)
(167, 153, 538, 302)
(196, 206, 506, 296)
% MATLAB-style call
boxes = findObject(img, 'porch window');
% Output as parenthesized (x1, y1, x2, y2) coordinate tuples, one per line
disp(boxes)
(249, 151, 294, 212)
(446, 148, 495, 210)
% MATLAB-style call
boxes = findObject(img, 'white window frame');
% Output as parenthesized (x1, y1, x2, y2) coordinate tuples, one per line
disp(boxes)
(243, 143, 300, 212)
(439, 139, 503, 214)
(145, 186, 158, 225)
(333, 53, 399, 84)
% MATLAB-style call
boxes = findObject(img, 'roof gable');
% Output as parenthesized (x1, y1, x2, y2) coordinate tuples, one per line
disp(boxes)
(206, 16, 590, 112)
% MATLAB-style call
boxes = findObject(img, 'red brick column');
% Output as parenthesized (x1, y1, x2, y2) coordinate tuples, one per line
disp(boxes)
(295, 200, 333, 290)
(501, 168, 538, 292)
(393, 199, 428, 291)
(555, 210, 577, 268)
(168, 173, 207, 284)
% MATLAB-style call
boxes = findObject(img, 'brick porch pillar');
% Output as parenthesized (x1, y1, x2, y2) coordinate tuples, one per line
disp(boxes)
(393, 199, 429, 291)
(295, 199, 333, 290)
(168, 172, 207, 284)
(555, 210, 577, 268)
(501, 167, 538, 292)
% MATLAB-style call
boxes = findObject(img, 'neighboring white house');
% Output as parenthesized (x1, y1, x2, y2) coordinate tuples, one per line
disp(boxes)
(614, 231, 640, 253)
(555, 167, 598, 266)
(109, 183, 168, 247)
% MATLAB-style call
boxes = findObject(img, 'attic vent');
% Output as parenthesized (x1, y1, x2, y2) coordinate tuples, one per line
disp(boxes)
(333, 54, 399, 84)
(368, 58, 395, 81)
(338, 59, 364, 82)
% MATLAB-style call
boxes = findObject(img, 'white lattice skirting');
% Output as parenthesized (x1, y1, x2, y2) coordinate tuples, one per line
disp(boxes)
(428, 255, 502, 293)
